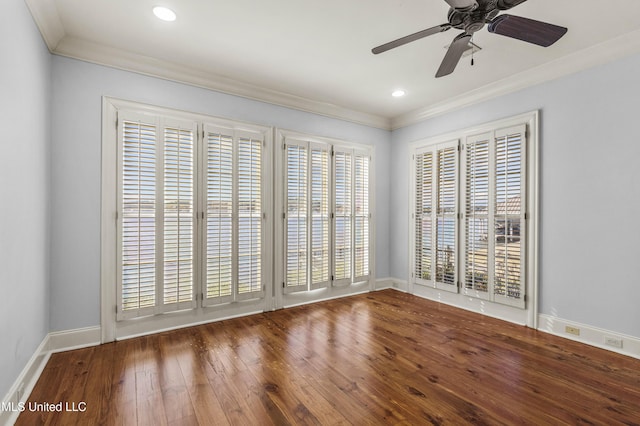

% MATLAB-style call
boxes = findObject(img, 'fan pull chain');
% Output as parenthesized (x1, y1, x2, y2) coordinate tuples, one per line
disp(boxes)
(471, 36, 475, 66)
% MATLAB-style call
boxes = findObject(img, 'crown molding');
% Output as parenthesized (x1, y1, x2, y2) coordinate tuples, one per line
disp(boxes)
(391, 28, 640, 130)
(52, 36, 391, 130)
(24, 0, 640, 132)
(24, 0, 390, 129)
(24, 0, 65, 50)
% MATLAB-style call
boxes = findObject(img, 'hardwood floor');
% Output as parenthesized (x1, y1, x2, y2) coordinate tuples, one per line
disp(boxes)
(16, 290, 640, 425)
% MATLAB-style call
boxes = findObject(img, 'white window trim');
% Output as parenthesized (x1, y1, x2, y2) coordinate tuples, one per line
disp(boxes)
(408, 111, 539, 328)
(274, 129, 376, 310)
(101, 97, 273, 342)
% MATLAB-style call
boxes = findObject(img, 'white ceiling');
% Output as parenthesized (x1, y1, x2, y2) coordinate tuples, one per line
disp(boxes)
(26, 0, 640, 129)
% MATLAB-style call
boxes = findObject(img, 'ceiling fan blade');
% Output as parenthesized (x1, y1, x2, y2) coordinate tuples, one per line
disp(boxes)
(436, 33, 472, 78)
(443, 0, 478, 12)
(488, 15, 567, 47)
(372, 24, 451, 54)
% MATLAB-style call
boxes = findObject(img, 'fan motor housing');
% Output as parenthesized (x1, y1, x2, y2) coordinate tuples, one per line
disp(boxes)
(448, 5, 499, 33)
(497, 0, 528, 10)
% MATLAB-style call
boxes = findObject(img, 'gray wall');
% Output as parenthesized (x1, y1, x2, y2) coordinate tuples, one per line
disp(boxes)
(391, 52, 640, 338)
(0, 0, 51, 399)
(49, 56, 391, 331)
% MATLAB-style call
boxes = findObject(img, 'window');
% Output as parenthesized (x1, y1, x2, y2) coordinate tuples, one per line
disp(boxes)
(411, 117, 533, 310)
(414, 140, 459, 292)
(282, 135, 372, 293)
(334, 146, 371, 286)
(203, 126, 264, 306)
(118, 115, 198, 319)
(284, 140, 331, 293)
(462, 125, 527, 308)
(116, 109, 269, 320)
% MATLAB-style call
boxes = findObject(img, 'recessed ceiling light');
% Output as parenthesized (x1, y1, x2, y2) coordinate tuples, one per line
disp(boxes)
(153, 6, 176, 22)
(392, 90, 406, 98)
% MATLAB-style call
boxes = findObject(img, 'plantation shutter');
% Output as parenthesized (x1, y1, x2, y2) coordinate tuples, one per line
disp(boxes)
(462, 125, 526, 308)
(204, 126, 235, 304)
(284, 141, 308, 293)
(413, 141, 458, 293)
(493, 125, 526, 308)
(237, 133, 264, 300)
(284, 140, 331, 293)
(412, 117, 530, 310)
(463, 133, 491, 300)
(310, 142, 331, 290)
(117, 113, 197, 319)
(161, 120, 197, 312)
(203, 126, 265, 305)
(333, 147, 353, 286)
(119, 115, 158, 319)
(414, 150, 434, 285)
(435, 142, 459, 292)
(354, 151, 370, 281)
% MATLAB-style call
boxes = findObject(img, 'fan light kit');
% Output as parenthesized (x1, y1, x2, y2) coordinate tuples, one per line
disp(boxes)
(372, 0, 567, 78)
(153, 6, 177, 22)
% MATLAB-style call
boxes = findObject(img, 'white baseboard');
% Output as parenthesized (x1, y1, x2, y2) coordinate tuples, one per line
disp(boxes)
(46, 326, 101, 353)
(0, 326, 101, 426)
(0, 335, 51, 426)
(538, 314, 640, 360)
(374, 277, 395, 290)
(376, 277, 409, 293)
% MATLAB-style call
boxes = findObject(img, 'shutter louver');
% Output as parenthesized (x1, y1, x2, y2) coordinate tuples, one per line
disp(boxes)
(120, 120, 157, 318)
(413, 141, 458, 293)
(237, 136, 263, 299)
(354, 153, 370, 280)
(205, 131, 234, 303)
(285, 143, 308, 293)
(310, 144, 330, 289)
(415, 152, 433, 283)
(494, 128, 525, 306)
(436, 146, 457, 288)
(333, 149, 352, 285)
(464, 137, 490, 295)
(117, 108, 269, 319)
(412, 120, 530, 310)
(163, 126, 195, 310)
(284, 139, 332, 293)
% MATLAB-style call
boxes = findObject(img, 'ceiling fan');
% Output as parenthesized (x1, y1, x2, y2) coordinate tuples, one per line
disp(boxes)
(372, 0, 568, 78)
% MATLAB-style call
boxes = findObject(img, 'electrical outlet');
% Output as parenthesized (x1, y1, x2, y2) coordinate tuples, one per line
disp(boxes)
(565, 326, 580, 336)
(604, 336, 623, 349)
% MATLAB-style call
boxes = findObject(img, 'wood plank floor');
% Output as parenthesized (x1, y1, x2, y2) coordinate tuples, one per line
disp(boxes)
(16, 290, 640, 425)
